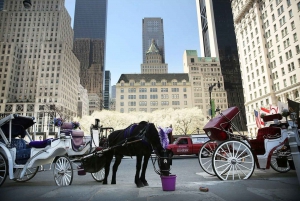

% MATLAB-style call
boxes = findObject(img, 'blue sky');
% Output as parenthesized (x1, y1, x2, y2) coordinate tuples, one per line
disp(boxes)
(65, 0, 201, 85)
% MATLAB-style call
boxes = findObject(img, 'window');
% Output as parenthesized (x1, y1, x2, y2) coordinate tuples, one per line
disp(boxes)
(291, 21, 295, 30)
(294, 33, 298, 42)
(286, 0, 291, 7)
(281, 67, 285, 75)
(120, 95, 124, 99)
(296, 45, 300, 54)
(288, 9, 293, 18)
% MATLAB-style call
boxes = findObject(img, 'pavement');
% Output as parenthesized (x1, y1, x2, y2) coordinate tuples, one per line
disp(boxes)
(1, 168, 300, 201)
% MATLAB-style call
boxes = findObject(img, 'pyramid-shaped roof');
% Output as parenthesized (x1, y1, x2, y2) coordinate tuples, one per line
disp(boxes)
(146, 39, 160, 54)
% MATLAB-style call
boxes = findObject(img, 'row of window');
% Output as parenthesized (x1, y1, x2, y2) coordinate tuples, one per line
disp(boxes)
(120, 101, 185, 107)
(120, 94, 188, 99)
(120, 88, 186, 93)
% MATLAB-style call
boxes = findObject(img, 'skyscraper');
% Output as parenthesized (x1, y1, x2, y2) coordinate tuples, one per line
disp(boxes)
(142, 18, 165, 63)
(103, 70, 111, 110)
(73, 0, 108, 112)
(196, 0, 247, 130)
(74, 0, 107, 40)
(230, 0, 300, 135)
(0, 0, 4, 11)
(0, 0, 80, 136)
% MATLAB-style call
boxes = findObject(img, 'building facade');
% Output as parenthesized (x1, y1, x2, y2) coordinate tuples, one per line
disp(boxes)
(103, 70, 111, 110)
(196, 0, 247, 130)
(183, 50, 228, 116)
(73, 38, 104, 112)
(73, 0, 107, 112)
(78, 84, 89, 118)
(116, 74, 192, 113)
(0, 0, 80, 137)
(142, 18, 165, 63)
(231, 0, 300, 136)
(141, 39, 168, 74)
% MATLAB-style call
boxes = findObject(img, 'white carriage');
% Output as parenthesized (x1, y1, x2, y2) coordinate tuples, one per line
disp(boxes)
(0, 114, 106, 186)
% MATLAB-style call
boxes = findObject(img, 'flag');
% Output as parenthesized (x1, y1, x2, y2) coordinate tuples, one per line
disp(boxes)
(260, 107, 270, 115)
(277, 101, 288, 113)
(287, 99, 300, 126)
(254, 110, 262, 128)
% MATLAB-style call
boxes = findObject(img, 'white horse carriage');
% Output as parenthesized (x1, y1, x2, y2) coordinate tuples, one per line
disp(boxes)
(198, 107, 299, 180)
(0, 114, 106, 186)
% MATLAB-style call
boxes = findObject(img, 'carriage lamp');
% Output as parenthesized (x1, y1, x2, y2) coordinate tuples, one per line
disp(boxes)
(197, 128, 200, 135)
(207, 131, 211, 137)
(23, 0, 32, 9)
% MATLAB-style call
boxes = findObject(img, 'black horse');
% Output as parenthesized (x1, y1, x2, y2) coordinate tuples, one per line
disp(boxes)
(102, 121, 169, 187)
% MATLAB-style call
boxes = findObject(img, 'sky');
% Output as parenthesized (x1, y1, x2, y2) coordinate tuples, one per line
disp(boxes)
(65, 0, 201, 85)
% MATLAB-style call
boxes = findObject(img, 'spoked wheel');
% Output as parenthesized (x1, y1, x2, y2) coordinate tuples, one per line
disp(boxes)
(0, 152, 8, 187)
(212, 140, 255, 180)
(13, 166, 40, 182)
(198, 140, 217, 175)
(91, 167, 105, 182)
(270, 146, 291, 173)
(54, 156, 73, 186)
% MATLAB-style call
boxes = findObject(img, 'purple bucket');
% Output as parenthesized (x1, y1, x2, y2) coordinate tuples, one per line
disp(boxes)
(160, 174, 176, 191)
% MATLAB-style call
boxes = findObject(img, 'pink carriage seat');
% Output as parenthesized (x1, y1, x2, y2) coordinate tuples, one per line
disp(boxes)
(249, 127, 281, 155)
(61, 122, 73, 129)
(71, 130, 85, 151)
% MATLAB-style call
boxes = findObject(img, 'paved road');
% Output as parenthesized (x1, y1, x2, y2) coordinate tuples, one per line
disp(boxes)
(1, 156, 299, 201)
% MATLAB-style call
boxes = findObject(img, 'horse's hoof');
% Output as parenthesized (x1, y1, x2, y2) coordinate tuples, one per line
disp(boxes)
(111, 181, 116, 185)
(135, 180, 144, 188)
(142, 181, 149, 186)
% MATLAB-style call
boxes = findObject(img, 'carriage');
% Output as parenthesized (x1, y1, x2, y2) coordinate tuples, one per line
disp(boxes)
(198, 106, 299, 180)
(0, 114, 107, 187)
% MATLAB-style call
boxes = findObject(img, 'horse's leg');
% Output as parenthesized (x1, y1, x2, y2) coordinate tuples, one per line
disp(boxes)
(103, 151, 113, 185)
(140, 154, 150, 186)
(135, 155, 144, 188)
(111, 154, 123, 184)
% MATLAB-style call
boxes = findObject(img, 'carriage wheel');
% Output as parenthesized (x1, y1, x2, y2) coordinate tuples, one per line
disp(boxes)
(212, 140, 255, 180)
(198, 140, 217, 175)
(53, 156, 73, 186)
(91, 167, 105, 182)
(270, 146, 291, 173)
(0, 152, 8, 187)
(13, 166, 39, 182)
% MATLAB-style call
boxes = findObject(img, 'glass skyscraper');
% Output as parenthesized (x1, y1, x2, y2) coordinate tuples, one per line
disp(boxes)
(196, 0, 247, 130)
(142, 18, 165, 63)
(73, 0, 108, 111)
(0, 0, 4, 11)
(74, 0, 107, 40)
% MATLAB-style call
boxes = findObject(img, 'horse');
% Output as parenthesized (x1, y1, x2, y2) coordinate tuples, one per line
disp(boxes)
(102, 121, 171, 188)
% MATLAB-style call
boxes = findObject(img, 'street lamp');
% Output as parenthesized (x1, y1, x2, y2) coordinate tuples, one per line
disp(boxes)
(209, 81, 221, 118)
(196, 128, 200, 135)
(23, 0, 32, 9)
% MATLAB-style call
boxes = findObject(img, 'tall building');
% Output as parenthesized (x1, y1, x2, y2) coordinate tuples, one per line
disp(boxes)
(73, 0, 107, 112)
(183, 50, 228, 115)
(74, 0, 107, 40)
(0, 0, 4, 11)
(142, 18, 165, 63)
(196, 0, 247, 131)
(0, 0, 80, 137)
(103, 70, 111, 110)
(231, 0, 300, 136)
(141, 39, 168, 74)
(73, 39, 104, 111)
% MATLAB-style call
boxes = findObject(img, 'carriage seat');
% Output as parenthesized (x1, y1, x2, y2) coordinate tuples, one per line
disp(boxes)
(0, 138, 31, 164)
(29, 139, 52, 148)
(70, 130, 85, 151)
(249, 127, 281, 155)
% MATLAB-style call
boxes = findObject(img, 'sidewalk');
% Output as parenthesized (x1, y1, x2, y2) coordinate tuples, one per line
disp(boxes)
(1, 166, 299, 201)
